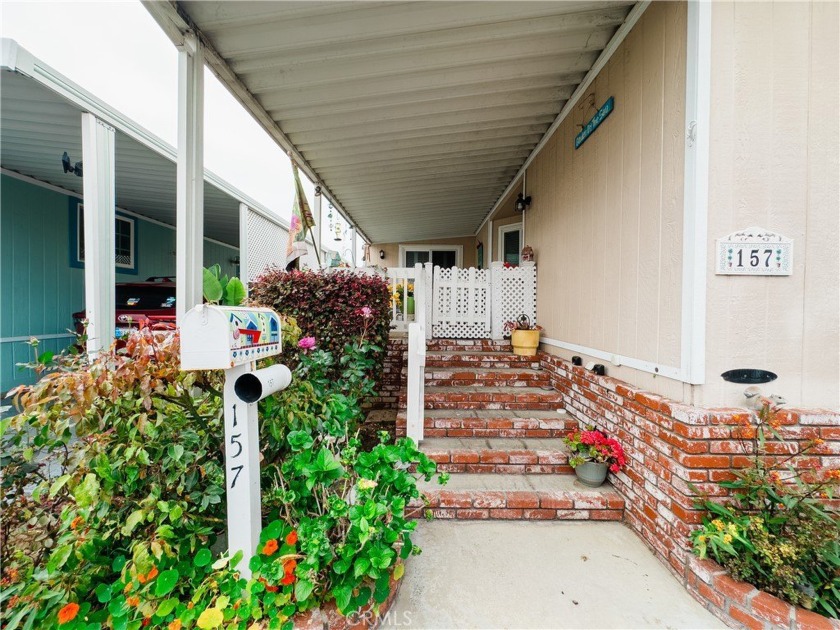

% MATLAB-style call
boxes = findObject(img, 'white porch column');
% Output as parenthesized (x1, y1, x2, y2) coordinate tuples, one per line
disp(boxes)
(351, 227, 357, 267)
(313, 186, 322, 267)
(238, 203, 249, 295)
(80, 113, 116, 358)
(176, 33, 205, 324)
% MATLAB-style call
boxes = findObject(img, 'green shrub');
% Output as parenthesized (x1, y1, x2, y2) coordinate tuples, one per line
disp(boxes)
(690, 402, 840, 618)
(248, 269, 390, 382)
(1, 317, 444, 628)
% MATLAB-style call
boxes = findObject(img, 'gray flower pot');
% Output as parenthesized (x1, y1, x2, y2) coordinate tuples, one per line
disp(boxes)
(574, 461, 609, 487)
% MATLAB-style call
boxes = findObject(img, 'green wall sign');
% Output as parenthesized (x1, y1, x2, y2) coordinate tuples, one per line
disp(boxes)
(574, 96, 614, 149)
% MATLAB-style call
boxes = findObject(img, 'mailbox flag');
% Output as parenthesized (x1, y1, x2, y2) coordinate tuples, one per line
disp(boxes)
(286, 164, 316, 265)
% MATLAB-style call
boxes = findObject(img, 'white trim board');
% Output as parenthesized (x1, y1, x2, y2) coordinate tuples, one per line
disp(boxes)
(540, 337, 684, 382)
(679, 0, 711, 386)
(1, 333, 76, 344)
(497, 222, 523, 263)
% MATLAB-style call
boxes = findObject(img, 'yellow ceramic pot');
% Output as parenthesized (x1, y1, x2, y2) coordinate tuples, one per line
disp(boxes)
(511, 329, 540, 356)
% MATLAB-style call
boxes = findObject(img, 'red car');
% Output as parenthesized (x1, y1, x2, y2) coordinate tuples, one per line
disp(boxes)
(73, 277, 177, 339)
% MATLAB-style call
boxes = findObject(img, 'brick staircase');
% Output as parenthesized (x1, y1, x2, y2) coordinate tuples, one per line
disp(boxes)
(397, 339, 625, 521)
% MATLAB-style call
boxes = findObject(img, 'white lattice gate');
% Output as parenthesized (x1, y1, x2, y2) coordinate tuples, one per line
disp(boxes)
(432, 267, 491, 338)
(490, 261, 537, 339)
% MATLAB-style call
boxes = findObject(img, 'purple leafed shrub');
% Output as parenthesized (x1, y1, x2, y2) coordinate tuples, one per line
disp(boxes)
(249, 268, 391, 381)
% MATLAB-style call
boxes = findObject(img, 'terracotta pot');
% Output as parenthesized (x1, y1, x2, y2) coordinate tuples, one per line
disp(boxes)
(511, 329, 540, 356)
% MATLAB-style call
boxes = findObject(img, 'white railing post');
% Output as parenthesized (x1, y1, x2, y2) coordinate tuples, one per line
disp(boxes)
(413, 263, 426, 332)
(424, 263, 433, 340)
(490, 261, 504, 339)
(406, 322, 425, 443)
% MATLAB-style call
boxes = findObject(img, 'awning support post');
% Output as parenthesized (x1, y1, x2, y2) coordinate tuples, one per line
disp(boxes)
(80, 113, 116, 358)
(176, 33, 205, 324)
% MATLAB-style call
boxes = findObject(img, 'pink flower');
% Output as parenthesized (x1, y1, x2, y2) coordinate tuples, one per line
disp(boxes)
(359, 306, 372, 318)
(298, 336, 316, 350)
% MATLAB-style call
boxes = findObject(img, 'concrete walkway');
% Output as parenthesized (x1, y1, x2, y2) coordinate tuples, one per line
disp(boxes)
(388, 521, 724, 629)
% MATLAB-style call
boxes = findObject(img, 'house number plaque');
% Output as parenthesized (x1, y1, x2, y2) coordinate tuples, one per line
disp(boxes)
(715, 227, 793, 276)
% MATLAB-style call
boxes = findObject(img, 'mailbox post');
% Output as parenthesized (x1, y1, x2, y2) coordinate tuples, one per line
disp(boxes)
(181, 305, 291, 577)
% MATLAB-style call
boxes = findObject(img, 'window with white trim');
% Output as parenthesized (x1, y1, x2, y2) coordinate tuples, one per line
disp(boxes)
(399, 244, 462, 268)
(73, 203, 137, 272)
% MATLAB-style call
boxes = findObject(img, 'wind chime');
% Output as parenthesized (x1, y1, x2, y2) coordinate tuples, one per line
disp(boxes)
(327, 202, 347, 241)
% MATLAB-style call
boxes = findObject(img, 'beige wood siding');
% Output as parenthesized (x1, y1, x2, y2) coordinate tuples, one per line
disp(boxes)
(525, 2, 687, 371)
(702, 1, 840, 409)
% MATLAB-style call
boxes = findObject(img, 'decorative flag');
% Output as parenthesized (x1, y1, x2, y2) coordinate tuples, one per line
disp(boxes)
(286, 164, 316, 265)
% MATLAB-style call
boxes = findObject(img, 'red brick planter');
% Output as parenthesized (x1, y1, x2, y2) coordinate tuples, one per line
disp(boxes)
(292, 575, 403, 630)
(687, 557, 839, 630)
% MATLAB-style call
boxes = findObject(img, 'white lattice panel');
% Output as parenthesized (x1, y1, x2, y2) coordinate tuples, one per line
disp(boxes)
(433, 267, 490, 338)
(491, 263, 537, 338)
(245, 209, 286, 282)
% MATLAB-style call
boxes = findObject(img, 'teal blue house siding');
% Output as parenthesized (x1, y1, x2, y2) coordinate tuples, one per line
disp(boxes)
(1, 174, 238, 393)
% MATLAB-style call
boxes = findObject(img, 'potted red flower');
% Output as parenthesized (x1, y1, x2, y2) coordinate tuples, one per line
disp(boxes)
(563, 427, 627, 487)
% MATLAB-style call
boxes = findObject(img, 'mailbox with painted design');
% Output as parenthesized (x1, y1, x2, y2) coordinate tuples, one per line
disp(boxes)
(180, 304, 290, 577)
(181, 305, 282, 369)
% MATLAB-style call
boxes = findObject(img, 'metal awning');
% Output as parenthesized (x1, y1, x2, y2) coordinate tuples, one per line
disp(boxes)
(144, 1, 638, 243)
(1, 39, 289, 247)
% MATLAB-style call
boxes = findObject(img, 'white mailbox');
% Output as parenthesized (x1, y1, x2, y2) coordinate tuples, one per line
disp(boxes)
(181, 305, 282, 369)
(181, 304, 290, 577)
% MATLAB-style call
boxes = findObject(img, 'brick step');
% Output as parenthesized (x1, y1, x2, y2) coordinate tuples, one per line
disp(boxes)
(422, 437, 572, 474)
(412, 474, 624, 521)
(423, 367, 551, 388)
(424, 386, 563, 410)
(426, 339, 512, 352)
(423, 351, 540, 370)
(396, 410, 574, 438)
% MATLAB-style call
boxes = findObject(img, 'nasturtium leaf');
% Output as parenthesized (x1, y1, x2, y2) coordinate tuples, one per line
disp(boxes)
(216, 595, 230, 610)
(248, 555, 263, 572)
(154, 569, 179, 597)
(112, 555, 127, 572)
(95, 583, 112, 603)
(194, 548, 212, 567)
(108, 595, 127, 617)
(393, 563, 405, 581)
(294, 579, 314, 603)
(155, 598, 178, 618)
(197, 607, 224, 629)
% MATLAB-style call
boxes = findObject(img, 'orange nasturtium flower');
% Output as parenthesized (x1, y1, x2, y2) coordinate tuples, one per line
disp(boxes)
(126, 596, 140, 608)
(57, 603, 80, 625)
(285, 530, 298, 546)
(146, 566, 159, 581)
(262, 539, 279, 556)
(69, 516, 84, 530)
(168, 621, 182, 630)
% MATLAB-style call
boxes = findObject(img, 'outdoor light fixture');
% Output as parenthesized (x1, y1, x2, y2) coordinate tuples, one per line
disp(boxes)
(592, 364, 606, 376)
(515, 192, 532, 212)
(61, 151, 83, 177)
(571, 356, 583, 366)
(379, 250, 386, 260)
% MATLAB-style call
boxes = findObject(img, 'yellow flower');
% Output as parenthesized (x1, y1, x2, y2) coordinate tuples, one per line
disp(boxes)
(723, 534, 733, 544)
(712, 519, 724, 531)
(697, 535, 706, 543)
(358, 478, 378, 490)
(727, 523, 738, 535)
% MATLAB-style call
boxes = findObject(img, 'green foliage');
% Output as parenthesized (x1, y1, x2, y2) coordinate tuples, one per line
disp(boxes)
(248, 269, 390, 381)
(203, 264, 246, 306)
(1, 317, 444, 628)
(690, 402, 840, 618)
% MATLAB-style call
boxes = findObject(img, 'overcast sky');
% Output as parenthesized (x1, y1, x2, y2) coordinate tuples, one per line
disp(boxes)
(1, 0, 361, 261)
